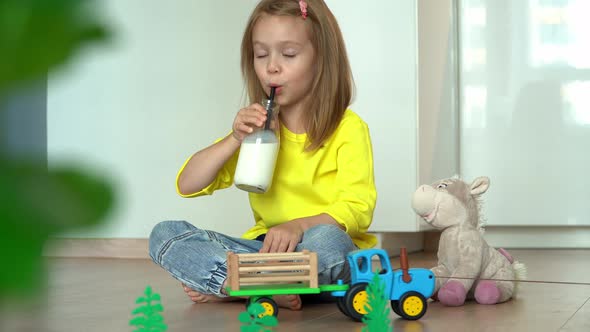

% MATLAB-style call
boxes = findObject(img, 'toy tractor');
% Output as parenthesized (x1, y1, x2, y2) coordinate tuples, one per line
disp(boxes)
(226, 248, 435, 321)
(332, 248, 435, 321)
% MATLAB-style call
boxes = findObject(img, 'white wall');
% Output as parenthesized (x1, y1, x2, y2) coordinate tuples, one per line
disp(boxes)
(49, 1, 588, 248)
(328, 0, 420, 232)
(48, 0, 259, 238)
(48, 0, 430, 238)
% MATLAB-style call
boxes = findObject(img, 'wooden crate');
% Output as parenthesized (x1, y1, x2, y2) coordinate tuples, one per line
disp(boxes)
(227, 250, 318, 291)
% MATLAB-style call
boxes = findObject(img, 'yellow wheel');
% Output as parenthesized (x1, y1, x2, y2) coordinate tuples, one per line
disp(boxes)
(344, 283, 369, 322)
(353, 290, 369, 314)
(255, 297, 279, 318)
(398, 291, 427, 320)
(245, 297, 279, 318)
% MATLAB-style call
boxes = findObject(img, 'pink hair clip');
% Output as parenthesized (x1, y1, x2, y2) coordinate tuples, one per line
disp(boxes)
(299, 0, 308, 19)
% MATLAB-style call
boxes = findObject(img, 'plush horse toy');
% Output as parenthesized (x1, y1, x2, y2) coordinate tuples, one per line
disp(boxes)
(411, 176, 526, 306)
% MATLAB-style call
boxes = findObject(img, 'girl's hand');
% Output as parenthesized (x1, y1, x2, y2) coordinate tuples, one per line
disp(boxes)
(231, 103, 267, 142)
(259, 221, 304, 253)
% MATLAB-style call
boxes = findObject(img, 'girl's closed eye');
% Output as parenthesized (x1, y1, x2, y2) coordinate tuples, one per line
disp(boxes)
(282, 48, 298, 58)
(254, 46, 268, 58)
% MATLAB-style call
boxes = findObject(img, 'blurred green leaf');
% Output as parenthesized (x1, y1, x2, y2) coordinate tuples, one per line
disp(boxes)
(0, 158, 115, 296)
(259, 315, 278, 327)
(0, 0, 110, 95)
(240, 302, 278, 331)
(248, 302, 265, 316)
(0, 0, 112, 299)
(238, 312, 252, 323)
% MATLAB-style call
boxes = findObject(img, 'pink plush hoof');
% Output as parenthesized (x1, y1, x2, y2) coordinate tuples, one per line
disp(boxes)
(475, 280, 501, 304)
(438, 281, 467, 306)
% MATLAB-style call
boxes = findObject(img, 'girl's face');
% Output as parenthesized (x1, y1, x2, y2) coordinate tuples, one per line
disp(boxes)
(252, 14, 316, 110)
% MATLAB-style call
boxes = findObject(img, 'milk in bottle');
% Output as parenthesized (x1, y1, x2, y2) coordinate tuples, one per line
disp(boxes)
(234, 96, 280, 193)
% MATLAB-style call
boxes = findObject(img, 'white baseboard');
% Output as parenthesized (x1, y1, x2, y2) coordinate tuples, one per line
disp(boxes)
(44, 238, 150, 259)
(45, 233, 426, 260)
(44, 227, 587, 260)
(371, 232, 425, 257)
(483, 226, 590, 248)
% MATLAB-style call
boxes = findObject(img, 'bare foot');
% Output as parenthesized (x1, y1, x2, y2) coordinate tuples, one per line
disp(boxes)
(273, 294, 302, 311)
(182, 283, 240, 303)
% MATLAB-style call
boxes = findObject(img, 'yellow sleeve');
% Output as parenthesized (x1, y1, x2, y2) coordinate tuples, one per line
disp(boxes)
(323, 118, 377, 242)
(175, 135, 239, 198)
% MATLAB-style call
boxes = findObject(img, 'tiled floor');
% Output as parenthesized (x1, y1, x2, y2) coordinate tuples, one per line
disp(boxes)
(1, 250, 589, 331)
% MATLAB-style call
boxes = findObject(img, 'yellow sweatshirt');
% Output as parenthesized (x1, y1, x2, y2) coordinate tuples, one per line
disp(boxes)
(176, 109, 377, 248)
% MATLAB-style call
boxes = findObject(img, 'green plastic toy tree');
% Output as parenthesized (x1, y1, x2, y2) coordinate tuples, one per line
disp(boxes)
(362, 271, 393, 332)
(238, 302, 278, 332)
(129, 286, 167, 332)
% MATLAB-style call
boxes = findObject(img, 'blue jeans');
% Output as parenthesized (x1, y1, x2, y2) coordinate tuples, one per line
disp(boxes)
(149, 221, 357, 297)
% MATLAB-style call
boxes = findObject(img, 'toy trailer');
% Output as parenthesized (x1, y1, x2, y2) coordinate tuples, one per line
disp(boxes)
(226, 250, 348, 317)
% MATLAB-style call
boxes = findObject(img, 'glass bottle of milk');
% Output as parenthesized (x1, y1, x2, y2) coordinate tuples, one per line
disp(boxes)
(233, 98, 280, 193)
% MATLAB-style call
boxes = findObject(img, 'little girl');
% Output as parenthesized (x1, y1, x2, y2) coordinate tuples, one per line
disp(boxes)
(149, 0, 377, 311)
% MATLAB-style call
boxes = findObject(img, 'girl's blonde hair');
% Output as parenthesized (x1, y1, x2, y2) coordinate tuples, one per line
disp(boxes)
(241, 0, 354, 151)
